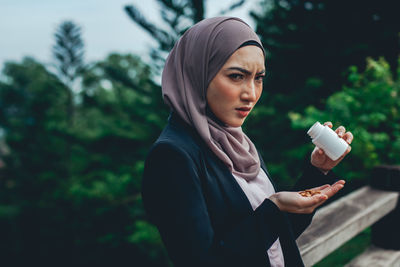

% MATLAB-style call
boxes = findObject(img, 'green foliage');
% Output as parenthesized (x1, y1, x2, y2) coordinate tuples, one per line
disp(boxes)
(289, 57, 400, 181)
(128, 220, 170, 263)
(124, 0, 248, 71)
(2, 2, 400, 265)
(53, 21, 85, 84)
(0, 54, 169, 266)
(246, 0, 400, 186)
(253, 0, 400, 103)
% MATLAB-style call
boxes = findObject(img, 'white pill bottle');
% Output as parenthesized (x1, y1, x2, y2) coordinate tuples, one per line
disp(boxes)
(307, 122, 349, 161)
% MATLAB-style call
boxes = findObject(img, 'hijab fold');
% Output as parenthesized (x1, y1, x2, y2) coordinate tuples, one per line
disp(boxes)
(162, 17, 265, 181)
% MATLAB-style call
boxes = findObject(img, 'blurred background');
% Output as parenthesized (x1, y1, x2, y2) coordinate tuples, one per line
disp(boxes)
(0, 0, 399, 266)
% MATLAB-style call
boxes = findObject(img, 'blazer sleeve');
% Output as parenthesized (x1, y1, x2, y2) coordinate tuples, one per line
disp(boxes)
(286, 162, 340, 239)
(142, 142, 286, 267)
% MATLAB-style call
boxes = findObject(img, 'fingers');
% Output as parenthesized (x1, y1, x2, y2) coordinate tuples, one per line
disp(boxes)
(300, 180, 346, 212)
(335, 126, 346, 137)
(310, 184, 330, 191)
(312, 193, 328, 203)
(324, 122, 353, 143)
(333, 125, 353, 144)
(311, 147, 326, 160)
(344, 145, 352, 155)
(275, 181, 345, 214)
(321, 180, 345, 198)
(343, 131, 353, 144)
(272, 191, 328, 214)
(310, 193, 328, 204)
(334, 179, 346, 185)
(298, 193, 328, 213)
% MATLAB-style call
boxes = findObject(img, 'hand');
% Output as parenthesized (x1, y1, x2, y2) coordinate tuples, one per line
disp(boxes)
(269, 180, 345, 214)
(311, 122, 353, 172)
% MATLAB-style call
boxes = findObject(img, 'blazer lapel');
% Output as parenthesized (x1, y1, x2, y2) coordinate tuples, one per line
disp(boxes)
(258, 151, 277, 191)
(204, 148, 254, 216)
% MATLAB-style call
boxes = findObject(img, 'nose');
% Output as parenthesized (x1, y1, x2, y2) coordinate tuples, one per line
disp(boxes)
(241, 81, 257, 102)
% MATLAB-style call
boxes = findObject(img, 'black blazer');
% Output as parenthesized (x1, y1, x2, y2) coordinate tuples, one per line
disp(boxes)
(142, 114, 338, 267)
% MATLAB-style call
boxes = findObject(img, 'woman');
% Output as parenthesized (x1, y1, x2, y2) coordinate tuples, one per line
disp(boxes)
(142, 17, 352, 267)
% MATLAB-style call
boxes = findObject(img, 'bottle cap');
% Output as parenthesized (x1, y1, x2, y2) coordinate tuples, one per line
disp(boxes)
(307, 122, 323, 139)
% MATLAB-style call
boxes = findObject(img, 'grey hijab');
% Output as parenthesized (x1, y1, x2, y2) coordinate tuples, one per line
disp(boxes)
(162, 17, 265, 181)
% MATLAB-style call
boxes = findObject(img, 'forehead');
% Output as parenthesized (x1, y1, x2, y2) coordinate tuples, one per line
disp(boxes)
(223, 45, 265, 69)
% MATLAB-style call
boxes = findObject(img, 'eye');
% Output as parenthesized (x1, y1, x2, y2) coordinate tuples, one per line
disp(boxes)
(228, 73, 244, 81)
(255, 75, 265, 82)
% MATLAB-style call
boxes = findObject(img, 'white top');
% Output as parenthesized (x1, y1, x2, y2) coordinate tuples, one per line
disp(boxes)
(232, 169, 285, 267)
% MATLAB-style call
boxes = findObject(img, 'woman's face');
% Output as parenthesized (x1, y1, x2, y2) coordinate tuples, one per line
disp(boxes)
(206, 45, 265, 127)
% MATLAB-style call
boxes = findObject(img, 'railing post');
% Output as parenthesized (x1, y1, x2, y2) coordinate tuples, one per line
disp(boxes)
(370, 165, 400, 250)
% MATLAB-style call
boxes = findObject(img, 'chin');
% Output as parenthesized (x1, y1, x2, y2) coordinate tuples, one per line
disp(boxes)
(226, 119, 245, 128)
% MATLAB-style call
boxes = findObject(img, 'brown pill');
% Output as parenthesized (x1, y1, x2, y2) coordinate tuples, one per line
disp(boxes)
(299, 189, 321, 197)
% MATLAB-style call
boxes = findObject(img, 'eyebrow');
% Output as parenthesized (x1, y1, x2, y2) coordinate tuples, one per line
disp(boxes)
(226, 67, 265, 75)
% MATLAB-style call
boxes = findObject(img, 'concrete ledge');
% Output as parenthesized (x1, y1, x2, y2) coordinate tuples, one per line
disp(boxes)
(297, 186, 399, 267)
(344, 245, 400, 267)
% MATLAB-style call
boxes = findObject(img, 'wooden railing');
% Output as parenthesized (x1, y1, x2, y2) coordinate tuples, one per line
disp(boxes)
(297, 166, 400, 266)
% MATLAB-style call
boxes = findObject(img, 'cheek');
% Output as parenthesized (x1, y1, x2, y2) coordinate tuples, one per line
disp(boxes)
(216, 79, 238, 101)
(255, 85, 263, 101)
(210, 79, 236, 102)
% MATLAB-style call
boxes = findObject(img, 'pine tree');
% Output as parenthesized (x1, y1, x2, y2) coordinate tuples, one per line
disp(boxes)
(124, 0, 247, 71)
(52, 21, 85, 123)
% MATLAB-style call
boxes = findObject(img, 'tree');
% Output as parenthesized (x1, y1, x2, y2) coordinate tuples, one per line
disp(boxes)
(243, 0, 400, 186)
(78, 53, 170, 266)
(252, 0, 400, 104)
(52, 21, 85, 122)
(0, 52, 172, 266)
(0, 57, 71, 265)
(289, 57, 400, 182)
(124, 0, 247, 71)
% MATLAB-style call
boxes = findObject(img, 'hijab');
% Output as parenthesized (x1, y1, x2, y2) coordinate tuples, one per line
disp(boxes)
(162, 17, 265, 181)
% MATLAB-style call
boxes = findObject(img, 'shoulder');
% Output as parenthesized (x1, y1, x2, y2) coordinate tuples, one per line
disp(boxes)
(142, 115, 206, 211)
(148, 114, 204, 163)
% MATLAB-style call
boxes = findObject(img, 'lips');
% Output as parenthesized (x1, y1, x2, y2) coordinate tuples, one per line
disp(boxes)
(235, 106, 252, 117)
(236, 107, 251, 111)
